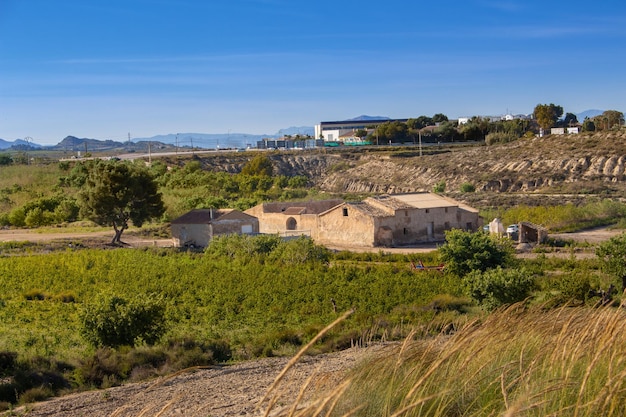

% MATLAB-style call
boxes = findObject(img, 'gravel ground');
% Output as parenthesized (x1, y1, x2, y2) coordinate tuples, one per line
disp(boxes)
(3, 345, 391, 417)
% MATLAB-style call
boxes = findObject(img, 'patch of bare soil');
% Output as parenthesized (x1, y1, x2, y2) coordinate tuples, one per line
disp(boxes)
(515, 226, 624, 259)
(4, 345, 392, 417)
(0, 229, 173, 250)
(548, 226, 623, 244)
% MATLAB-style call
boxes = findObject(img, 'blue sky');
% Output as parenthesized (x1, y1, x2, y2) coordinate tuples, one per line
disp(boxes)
(1, 0, 625, 145)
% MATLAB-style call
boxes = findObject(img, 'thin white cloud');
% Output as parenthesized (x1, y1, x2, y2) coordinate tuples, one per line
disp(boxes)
(48, 53, 284, 66)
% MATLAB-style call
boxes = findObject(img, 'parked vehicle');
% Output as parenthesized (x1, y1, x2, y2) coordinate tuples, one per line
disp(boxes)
(506, 224, 519, 234)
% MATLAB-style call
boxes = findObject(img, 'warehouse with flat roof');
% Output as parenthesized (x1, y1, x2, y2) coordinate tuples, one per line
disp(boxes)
(314, 118, 408, 142)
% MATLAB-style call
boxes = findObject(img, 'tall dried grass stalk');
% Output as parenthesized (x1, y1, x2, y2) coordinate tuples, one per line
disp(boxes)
(258, 309, 354, 414)
(279, 303, 626, 416)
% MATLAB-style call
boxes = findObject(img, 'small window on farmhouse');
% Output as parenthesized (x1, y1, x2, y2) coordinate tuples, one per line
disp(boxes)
(403, 228, 408, 235)
(405, 210, 408, 216)
(445, 207, 448, 213)
(342, 207, 348, 216)
(425, 209, 430, 214)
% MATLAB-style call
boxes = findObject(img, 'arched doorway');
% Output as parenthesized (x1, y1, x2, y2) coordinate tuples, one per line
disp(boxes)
(286, 217, 297, 230)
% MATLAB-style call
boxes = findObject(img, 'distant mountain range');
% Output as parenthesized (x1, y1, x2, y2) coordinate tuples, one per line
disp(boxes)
(0, 138, 43, 150)
(0, 111, 614, 150)
(0, 126, 316, 151)
(348, 115, 390, 121)
(576, 109, 604, 120)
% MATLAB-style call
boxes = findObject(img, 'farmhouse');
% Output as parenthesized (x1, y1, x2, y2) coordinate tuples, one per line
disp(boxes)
(244, 199, 343, 236)
(171, 209, 259, 247)
(316, 193, 480, 247)
(246, 193, 481, 248)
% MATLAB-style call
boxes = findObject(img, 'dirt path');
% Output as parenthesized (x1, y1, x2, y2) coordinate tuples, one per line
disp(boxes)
(0, 229, 173, 248)
(548, 226, 623, 244)
(3, 345, 391, 417)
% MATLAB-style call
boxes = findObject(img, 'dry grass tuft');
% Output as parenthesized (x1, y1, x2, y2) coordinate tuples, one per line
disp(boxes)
(268, 303, 626, 416)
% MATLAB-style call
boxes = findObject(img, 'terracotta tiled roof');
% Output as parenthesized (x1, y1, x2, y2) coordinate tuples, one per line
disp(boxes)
(370, 193, 458, 210)
(171, 209, 233, 224)
(282, 207, 307, 215)
(260, 199, 343, 214)
(346, 202, 391, 217)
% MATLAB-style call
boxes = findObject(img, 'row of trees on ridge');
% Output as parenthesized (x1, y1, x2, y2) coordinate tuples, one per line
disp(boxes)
(350, 107, 624, 145)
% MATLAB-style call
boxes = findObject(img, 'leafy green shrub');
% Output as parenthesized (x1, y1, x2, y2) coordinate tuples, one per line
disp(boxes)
(545, 272, 592, 306)
(596, 233, 626, 291)
(459, 182, 476, 193)
(433, 180, 446, 193)
(7, 207, 25, 227)
(485, 132, 518, 145)
(80, 294, 168, 348)
(52, 198, 80, 223)
(280, 189, 308, 200)
(439, 229, 514, 277)
(240, 155, 273, 176)
(268, 236, 330, 265)
(205, 233, 282, 259)
(24, 207, 50, 227)
(463, 267, 536, 310)
(287, 175, 309, 188)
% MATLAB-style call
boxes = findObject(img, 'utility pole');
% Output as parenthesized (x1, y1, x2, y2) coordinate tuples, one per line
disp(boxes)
(24, 136, 32, 165)
(419, 130, 423, 157)
(148, 141, 152, 164)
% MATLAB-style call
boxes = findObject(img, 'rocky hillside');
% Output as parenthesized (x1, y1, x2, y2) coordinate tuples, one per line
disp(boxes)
(317, 130, 626, 195)
(184, 129, 626, 206)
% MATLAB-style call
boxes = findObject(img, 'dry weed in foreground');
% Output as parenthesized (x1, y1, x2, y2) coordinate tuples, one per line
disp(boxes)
(258, 309, 355, 416)
(269, 303, 626, 417)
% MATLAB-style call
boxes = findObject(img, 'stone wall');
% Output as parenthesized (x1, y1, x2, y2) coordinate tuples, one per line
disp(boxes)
(316, 205, 377, 247)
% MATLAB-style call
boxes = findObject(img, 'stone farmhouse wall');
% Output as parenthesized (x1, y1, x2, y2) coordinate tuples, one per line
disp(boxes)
(171, 210, 259, 247)
(315, 203, 378, 247)
(246, 194, 481, 248)
(245, 200, 342, 236)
